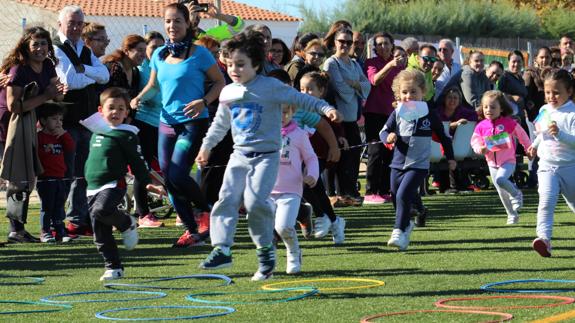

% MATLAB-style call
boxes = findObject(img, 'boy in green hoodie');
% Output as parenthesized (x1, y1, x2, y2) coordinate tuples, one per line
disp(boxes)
(84, 87, 157, 281)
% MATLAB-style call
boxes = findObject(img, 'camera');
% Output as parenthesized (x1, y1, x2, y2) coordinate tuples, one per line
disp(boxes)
(179, 0, 209, 12)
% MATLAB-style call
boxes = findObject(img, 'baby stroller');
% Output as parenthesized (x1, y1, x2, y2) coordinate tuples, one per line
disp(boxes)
(120, 163, 174, 219)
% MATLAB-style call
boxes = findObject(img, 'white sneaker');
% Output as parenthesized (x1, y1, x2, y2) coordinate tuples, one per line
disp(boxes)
(510, 191, 523, 212)
(507, 215, 519, 225)
(387, 229, 407, 250)
(121, 216, 138, 251)
(313, 215, 331, 238)
(251, 271, 273, 281)
(331, 216, 346, 245)
(99, 268, 124, 281)
(286, 249, 302, 274)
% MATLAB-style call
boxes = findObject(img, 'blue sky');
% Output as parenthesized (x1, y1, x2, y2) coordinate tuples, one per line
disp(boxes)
(232, 0, 346, 18)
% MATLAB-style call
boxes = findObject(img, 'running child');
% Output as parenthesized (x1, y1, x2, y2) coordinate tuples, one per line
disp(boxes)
(529, 69, 575, 257)
(379, 69, 456, 251)
(36, 103, 75, 243)
(272, 104, 319, 274)
(196, 30, 341, 281)
(85, 87, 161, 280)
(471, 90, 532, 225)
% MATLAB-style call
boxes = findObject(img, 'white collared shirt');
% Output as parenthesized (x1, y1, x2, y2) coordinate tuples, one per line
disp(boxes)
(54, 31, 109, 90)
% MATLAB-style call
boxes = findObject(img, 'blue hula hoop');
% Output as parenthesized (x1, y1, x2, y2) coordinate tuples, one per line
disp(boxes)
(0, 300, 72, 315)
(39, 290, 167, 304)
(104, 274, 233, 291)
(0, 276, 45, 285)
(185, 287, 319, 305)
(95, 305, 235, 321)
(481, 279, 575, 293)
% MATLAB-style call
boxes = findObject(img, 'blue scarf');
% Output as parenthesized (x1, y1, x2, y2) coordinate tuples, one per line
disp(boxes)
(162, 39, 190, 58)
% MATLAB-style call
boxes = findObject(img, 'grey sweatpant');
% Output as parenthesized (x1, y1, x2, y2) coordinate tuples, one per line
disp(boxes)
(488, 163, 520, 218)
(536, 164, 575, 241)
(210, 151, 279, 249)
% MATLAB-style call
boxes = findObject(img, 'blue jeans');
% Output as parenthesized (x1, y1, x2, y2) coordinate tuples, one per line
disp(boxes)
(64, 125, 91, 227)
(158, 120, 210, 233)
(37, 178, 67, 236)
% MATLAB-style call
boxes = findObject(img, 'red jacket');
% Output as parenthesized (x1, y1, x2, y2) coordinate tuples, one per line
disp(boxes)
(37, 131, 75, 178)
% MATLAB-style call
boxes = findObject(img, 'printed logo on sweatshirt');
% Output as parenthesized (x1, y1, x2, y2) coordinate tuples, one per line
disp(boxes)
(42, 143, 63, 155)
(496, 124, 505, 132)
(418, 118, 431, 131)
(231, 102, 263, 133)
(280, 136, 291, 165)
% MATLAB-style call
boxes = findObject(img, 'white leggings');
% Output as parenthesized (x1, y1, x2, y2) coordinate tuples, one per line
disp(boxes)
(270, 193, 301, 255)
(488, 163, 519, 217)
(536, 164, 575, 241)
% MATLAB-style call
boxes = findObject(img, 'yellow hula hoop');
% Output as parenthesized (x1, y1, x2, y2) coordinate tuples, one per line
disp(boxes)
(261, 278, 385, 292)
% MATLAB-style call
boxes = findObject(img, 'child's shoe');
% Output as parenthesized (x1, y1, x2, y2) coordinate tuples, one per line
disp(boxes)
(7, 230, 40, 243)
(363, 194, 386, 205)
(414, 208, 428, 227)
(313, 215, 331, 238)
(40, 231, 56, 243)
(510, 191, 523, 212)
(172, 231, 205, 248)
(138, 213, 164, 228)
(532, 237, 552, 257)
(121, 216, 138, 250)
(297, 203, 313, 239)
(199, 247, 233, 269)
(331, 216, 346, 245)
(286, 249, 302, 274)
(195, 211, 210, 236)
(175, 215, 184, 227)
(99, 268, 124, 281)
(506, 215, 519, 225)
(251, 245, 275, 281)
(387, 221, 414, 251)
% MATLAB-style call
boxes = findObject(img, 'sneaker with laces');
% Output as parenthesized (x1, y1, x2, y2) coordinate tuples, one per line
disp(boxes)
(331, 216, 346, 245)
(7, 230, 40, 243)
(510, 191, 523, 212)
(297, 203, 313, 239)
(251, 245, 275, 281)
(313, 215, 331, 239)
(387, 221, 415, 251)
(99, 268, 124, 281)
(415, 208, 428, 227)
(199, 247, 233, 269)
(506, 215, 519, 225)
(138, 213, 164, 228)
(175, 215, 184, 227)
(363, 194, 386, 205)
(40, 231, 56, 243)
(286, 249, 302, 274)
(532, 238, 552, 257)
(172, 230, 205, 248)
(195, 211, 210, 236)
(121, 216, 139, 250)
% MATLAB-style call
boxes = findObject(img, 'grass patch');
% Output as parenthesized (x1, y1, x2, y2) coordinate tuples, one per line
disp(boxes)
(1, 188, 575, 322)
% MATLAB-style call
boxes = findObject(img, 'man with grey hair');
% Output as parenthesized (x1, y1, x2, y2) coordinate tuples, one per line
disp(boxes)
(54, 5, 109, 238)
(435, 38, 461, 100)
(400, 37, 419, 57)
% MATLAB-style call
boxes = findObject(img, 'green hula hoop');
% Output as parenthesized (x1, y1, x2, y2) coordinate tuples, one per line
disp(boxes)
(0, 276, 45, 285)
(186, 287, 318, 305)
(0, 300, 72, 315)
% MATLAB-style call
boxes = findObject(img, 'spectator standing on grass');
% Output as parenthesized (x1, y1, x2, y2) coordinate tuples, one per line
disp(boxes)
(323, 27, 371, 207)
(186, 2, 244, 42)
(401, 37, 419, 57)
(285, 33, 319, 82)
(407, 44, 437, 106)
(524, 47, 552, 122)
(245, 24, 281, 74)
(499, 50, 528, 119)
(1, 26, 66, 243)
(323, 20, 352, 56)
(439, 51, 490, 110)
(351, 31, 366, 69)
(82, 22, 109, 58)
(435, 39, 461, 99)
(269, 38, 291, 68)
(363, 32, 404, 205)
(54, 5, 110, 238)
(486, 60, 504, 90)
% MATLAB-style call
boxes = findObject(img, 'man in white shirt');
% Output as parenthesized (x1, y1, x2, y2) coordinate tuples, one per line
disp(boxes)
(54, 5, 109, 237)
(435, 39, 461, 100)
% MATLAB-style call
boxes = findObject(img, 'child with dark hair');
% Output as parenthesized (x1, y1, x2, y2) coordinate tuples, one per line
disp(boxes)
(37, 103, 75, 243)
(196, 30, 341, 281)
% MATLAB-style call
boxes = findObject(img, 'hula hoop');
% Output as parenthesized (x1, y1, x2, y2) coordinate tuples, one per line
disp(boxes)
(104, 274, 233, 291)
(0, 300, 72, 315)
(0, 276, 45, 285)
(360, 309, 513, 323)
(435, 295, 575, 310)
(95, 305, 235, 321)
(39, 290, 167, 304)
(481, 279, 575, 293)
(186, 287, 318, 305)
(261, 278, 385, 292)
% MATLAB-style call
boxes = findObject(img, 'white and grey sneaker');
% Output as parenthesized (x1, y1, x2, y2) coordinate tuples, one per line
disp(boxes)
(313, 215, 331, 239)
(121, 216, 138, 251)
(507, 215, 519, 225)
(100, 268, 124, 281)
(286, 249, 302, 274)
(331, 216, 346, 245)
(510, 191, 523, 212)
(388, 221, 414, 251)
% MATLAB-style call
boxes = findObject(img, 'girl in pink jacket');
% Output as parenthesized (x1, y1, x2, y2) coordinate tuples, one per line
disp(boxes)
(271, 104, 319, 274)
(471, 91, 532, 224)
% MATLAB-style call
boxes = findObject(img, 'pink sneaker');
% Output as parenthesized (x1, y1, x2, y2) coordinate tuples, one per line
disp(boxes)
(363, 194, 385, 205)
(195, 211, 210, 236)
(175, 215, 184, 227)
(138, 214, 164, 228)
(532, 238, 552, 257)
(380, 194, 392, 203)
